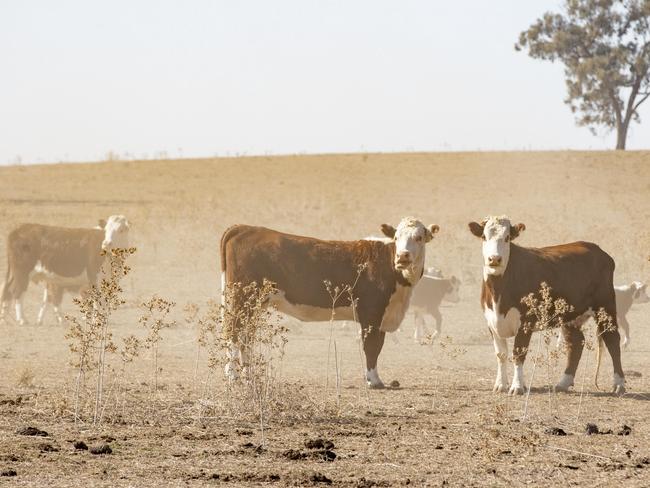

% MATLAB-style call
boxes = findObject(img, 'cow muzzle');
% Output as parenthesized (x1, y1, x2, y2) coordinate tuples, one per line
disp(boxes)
(395, 252, 412, 270)
(487, 255, 502, 268)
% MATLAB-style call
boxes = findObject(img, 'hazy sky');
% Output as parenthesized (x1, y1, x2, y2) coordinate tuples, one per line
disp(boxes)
(2, 1, 649, 165)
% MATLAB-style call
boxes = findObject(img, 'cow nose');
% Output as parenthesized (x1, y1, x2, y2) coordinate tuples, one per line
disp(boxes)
(488, 255, 502, 266)
(398, 251, 411, 261)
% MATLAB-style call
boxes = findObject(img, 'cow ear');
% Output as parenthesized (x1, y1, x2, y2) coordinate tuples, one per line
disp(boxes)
(425, 224, 440, 242)
(468, 221, 485, 238)
(510, 223, 526, 240)
(98, 219, 107, 229)
(380, 224, 396, 238)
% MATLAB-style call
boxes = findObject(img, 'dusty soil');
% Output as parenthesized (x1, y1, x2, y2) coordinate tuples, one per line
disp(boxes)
(1, 151, 650, 487)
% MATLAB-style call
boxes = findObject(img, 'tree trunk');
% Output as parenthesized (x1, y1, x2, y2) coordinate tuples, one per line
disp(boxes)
(615, 121, 628, 150)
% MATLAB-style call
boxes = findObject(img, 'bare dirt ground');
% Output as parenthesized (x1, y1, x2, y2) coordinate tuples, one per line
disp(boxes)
(1, 151, 650, 487)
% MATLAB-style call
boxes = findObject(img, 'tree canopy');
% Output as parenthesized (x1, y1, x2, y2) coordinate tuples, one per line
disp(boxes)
(516, 0, 650, 149)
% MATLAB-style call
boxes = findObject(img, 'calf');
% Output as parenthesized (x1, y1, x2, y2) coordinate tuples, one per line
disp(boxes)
(615, 281, 649, 347)
(220, 217, 439, 388)
(411, 274, 461, 343)
(468, 215, 624, 395)
(0, 215, 130, 325)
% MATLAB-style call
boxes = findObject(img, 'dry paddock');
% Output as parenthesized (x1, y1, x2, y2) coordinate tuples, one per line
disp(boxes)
(0, 151, 650, 487)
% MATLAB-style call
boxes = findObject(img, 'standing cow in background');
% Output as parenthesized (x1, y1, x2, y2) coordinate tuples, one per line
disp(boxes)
(468, 215, 624, 395)
(220, 217, 439, 388)
(0, 215, 130, 325)
(411, 274, 461, 343)
(615, 281, 649, 347)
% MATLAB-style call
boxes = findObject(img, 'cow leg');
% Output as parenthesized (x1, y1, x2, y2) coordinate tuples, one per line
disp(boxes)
(362, 324, 386, 389)
(598, 314, 625, 395)
(413, 310, 427, 343)
(490, 330, 508, 393)
(36, 288, 48, 326)
(49, 285, 65, 325)
(618, 315, 630, 349)
(510, 328, 533, 395)
(431, 309, 442, 340)
(555, 324, 584, 392)
(15, 293, 27, 326)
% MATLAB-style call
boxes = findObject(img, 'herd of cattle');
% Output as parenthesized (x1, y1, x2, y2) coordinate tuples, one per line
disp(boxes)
(1, 215, 648, 396)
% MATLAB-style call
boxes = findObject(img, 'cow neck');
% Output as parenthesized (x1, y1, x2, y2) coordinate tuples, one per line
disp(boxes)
(481, 243, 522, 314)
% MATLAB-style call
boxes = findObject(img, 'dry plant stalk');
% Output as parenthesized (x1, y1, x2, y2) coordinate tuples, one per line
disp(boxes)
(323, 262, 367, 392)
(65, 247, 136, 425)
(139, 295, 176, 393)
(217, 280, 288, 445)
(520, 281, 573, 421)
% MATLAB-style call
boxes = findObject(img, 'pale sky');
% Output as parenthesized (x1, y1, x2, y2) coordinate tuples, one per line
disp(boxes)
(2, 1, 649, 165)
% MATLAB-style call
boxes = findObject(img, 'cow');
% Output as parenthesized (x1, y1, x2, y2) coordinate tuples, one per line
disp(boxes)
(468, 215, 624, 396)
(0, 215, 131, 325)
(220, 217, 439, 388)
(411, 274, 461, 343)
(613, 281, 648, 347)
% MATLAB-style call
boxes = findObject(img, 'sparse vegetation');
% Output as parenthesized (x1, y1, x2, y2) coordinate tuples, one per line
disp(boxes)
(0, 153, 648, 486)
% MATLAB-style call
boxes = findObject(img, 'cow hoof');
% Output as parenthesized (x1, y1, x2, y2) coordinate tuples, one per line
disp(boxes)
(553, 384, 571, 393)
(613, 385, 626, 396)
(17, 319, 26, 326)
(367, 381, 385, 390)
(508, 385, 525, 396)
(493, 384, 508, 393)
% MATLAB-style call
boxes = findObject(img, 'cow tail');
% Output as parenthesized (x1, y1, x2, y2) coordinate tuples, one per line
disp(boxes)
(594, 335, 604, 391)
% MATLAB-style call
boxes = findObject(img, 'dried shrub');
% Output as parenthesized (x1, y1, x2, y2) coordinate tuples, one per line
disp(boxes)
(139, 295, 176, 392)
(65, 247, 136, 425)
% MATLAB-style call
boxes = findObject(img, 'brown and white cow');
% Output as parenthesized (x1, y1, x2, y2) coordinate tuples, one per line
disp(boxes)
(0, 215, 130, 325)
(411, 274, 461, 343)
(468, 215, 624, 395)
(220, 217, 439, 388)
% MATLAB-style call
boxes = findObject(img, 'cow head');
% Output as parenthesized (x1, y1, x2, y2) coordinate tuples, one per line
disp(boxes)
(632, 281, 649, 304)
(468, 216, 525, 278)
(381, 217, 439, 284)
(101, 214, 131, 250)
(445, 276, 461, 303)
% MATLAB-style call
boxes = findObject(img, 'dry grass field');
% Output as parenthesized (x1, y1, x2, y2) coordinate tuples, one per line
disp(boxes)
(1, 151, 650, 487)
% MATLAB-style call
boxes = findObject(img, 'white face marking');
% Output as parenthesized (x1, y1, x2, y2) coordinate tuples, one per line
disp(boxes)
(393, 218, 429, 274)
(480, 217, 512, 278)
(102, 214, 130, 250)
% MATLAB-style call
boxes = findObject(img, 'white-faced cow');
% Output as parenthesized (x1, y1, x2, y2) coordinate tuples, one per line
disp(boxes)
(411, 274, 461, 343)
(0, 215, 130, 325)
(220, 217, 439, 388)
(468, 215, 624, 396)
